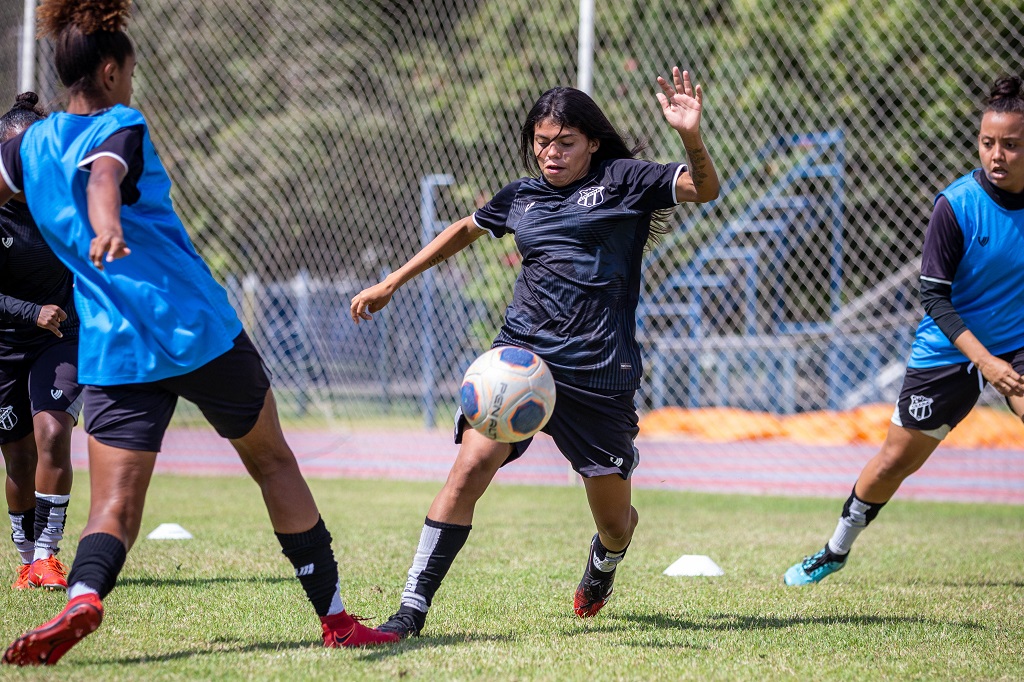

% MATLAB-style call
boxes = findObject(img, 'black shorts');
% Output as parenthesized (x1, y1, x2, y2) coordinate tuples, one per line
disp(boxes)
(893, 346, 1024, 439)
(455, 378, 640, 479)
(0, 334, 83, 444)
(83, 331, 271, 452)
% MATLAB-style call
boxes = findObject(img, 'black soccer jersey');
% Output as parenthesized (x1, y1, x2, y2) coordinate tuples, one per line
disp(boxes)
(473, 157, 684, 390)
(0, 199, 78, 344)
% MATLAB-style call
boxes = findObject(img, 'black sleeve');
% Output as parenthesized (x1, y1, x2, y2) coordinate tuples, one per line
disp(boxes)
(0, 131, 27, 193)
(0, 293, 41, 327)
(615, 158, 686, 211)
(79, 125, 145, 205)
(920, 279, 967, 343)
(919, 196, 963, 284)
(918, 196, 967, 343)
(472, 179, 525, 237)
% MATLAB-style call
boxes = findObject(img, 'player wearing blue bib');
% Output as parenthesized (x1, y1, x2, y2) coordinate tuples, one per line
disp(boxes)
(351, 67, 721, 637)
(0, 0, 396, 666)
(784, 75, 1024, 586)
(0, 93, 82, 593)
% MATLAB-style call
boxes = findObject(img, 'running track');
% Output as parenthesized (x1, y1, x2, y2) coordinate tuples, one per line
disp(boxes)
(69, 429, 1024, 505)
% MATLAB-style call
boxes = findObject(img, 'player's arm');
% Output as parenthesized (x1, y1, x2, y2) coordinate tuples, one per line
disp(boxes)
(0, 178, 14, 206)
(656, 66, 721, 204)
(0, 293, 66, 337)
(86, 155, 131, 269)
(350, 215, 487, 323)
(0, 137, 20, 206)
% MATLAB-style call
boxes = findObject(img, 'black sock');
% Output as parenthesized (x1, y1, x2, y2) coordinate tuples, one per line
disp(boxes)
(8, 508, 36, 564)
(399, 517, 471, 613)
(34, 493, 69, 557)
(590, 534, 629, 575)
(276, 516, 340, 617)
(66, 532, 127, 598)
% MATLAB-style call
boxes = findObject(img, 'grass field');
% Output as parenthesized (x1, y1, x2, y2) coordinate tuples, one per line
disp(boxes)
(2, 474, 1022, 681)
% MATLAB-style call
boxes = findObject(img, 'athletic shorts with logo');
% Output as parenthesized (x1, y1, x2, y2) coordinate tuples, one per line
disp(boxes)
(0, 333, 83, 444)
(893, 346, 1024, 439)
(455, 378, 640, 479)
(84, 331, 271, 452)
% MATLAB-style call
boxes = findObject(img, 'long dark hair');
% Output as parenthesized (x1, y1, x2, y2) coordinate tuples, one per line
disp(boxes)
(37, 0, 135, 97)
(0, 92, 46, 142)
(984, 75, 1024, 115)
(518, 87, 672, 243)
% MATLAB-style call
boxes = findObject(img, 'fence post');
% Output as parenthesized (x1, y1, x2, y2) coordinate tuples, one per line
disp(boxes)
(420, 174, 455, 429)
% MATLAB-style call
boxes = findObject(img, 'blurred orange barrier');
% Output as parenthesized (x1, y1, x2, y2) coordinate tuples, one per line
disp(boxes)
(640, 404, 1022, 449)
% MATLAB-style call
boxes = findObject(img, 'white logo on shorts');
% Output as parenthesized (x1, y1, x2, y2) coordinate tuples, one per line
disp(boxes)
(610, 456, 624, 467)
(51, 389, 63, 400)
(1, 238, 12, 248)
(0, 406, 17, 431)
(908, 394, 933, 421)
(577, 186, 606, 207)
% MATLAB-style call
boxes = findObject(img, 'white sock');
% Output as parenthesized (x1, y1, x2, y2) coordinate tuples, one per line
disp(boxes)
(325, 580, 346, 616)
(827, 495, 875, 554)
(67, 582, 100, 600)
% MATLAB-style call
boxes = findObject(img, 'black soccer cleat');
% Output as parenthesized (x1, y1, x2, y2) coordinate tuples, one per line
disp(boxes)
(375, 605, 426, 639)
(574, 534, 616, 618)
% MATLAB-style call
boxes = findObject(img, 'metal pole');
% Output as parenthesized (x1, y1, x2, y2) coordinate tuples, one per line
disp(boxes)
(19, 0, 36, 93)
(420, 174, 455, 429)
(577, 0, 594, 95)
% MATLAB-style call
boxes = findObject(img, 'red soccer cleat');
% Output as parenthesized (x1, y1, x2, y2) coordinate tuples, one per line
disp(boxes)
(3, 593, 103, 666)
(29, 556, 69, 590)
(321, 611, 400, 647)
(573, 534, 617, 618)
(11, 564, 33, 590)
(573, 576, 614, 618)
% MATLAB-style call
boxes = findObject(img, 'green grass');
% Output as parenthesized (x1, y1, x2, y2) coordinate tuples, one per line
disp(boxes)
(2, 475, 1022, 681)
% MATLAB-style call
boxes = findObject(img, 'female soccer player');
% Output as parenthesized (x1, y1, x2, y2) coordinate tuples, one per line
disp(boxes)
(0, 0, 397, 666)
(0, 93, 81, 592)
(784, 74, 1024, 586)
(350, 67, 720, 637)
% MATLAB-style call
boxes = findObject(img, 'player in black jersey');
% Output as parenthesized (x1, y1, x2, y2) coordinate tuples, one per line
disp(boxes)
(0, 93, 81, 593)
(351, 67, 720, 636)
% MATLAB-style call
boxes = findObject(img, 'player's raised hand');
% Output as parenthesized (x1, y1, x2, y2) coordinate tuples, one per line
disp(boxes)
(36, 304, 67, 338)
(656, 66, 703, 136)
(350, 281, 396, 324)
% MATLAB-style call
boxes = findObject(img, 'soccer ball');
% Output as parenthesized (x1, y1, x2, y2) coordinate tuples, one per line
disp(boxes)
(459, 346, 556, 443)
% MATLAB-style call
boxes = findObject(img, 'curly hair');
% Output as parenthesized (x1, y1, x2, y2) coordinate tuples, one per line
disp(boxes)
(0, 92, 47, 142)
(984, 75, 1024, 116)
(37, 0, 132, 37)
(36, 0, 134, 95)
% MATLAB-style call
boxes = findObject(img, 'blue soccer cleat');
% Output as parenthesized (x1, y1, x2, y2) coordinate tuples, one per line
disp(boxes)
(784, 545, 848, 585)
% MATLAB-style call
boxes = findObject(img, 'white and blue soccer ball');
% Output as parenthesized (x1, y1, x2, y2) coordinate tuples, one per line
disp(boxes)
(460, 346, 556, 443)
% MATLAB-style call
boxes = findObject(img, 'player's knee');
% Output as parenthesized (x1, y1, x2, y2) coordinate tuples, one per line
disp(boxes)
(442, 462, 492, 503)
(596, 510, 636, 546)
(33, 433, 71, 467)
(873, 448, 922, 483)
(2, 441, 37, 478)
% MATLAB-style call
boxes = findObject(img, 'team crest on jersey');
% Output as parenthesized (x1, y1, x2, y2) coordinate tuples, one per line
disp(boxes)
(908, 394, 933, 421)
(2, 238, 12, 248)
(0, 406, 17, 431)
(51, 389, 63, 400)
(576, 185, 605, 207)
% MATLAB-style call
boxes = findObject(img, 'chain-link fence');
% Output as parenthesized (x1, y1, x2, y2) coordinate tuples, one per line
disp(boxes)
(4, 0, 1023, 451)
